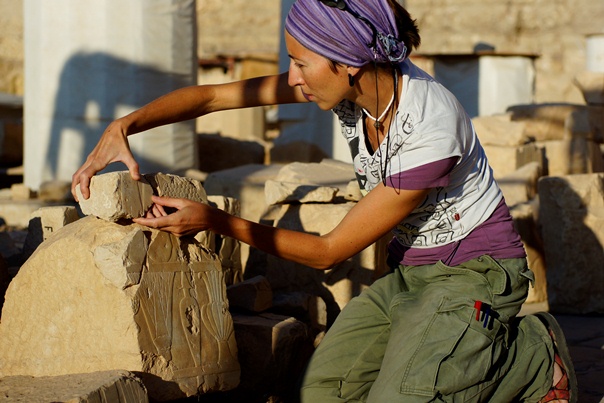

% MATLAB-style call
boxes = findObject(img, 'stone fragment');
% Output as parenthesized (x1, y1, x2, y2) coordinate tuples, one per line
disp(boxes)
(538, 173, 604, 314)
(273, 159, 356, 200)
(10, 183, 35, 201)
(264, 180, 339, 205)
(0, 370, 148, 403)
(0, 216, 240, 401)
(574, 71, 604, 105)
(204, 164, 284, 267)
(38, 180, 73, 202)
(76, 172, 154, 221)
(196, 196, 243, 286)
(269, 140, 329, 164)
(22, 206, 80, 260)
(510, 201, 547, 304)
(226, 275, 273, 313)
(497, 161, 542, 207)
(195, 133, 266, 173)
(482, 142, 544, 178)
(271, 291, 327, 335)
(538, 138, 604, 176)
(246, 202, 391, 326)
(143, 172, 207, 204)
(472, 113, 529, 146)
(228, 313, 314, 402)
(507, 104, 597, 142)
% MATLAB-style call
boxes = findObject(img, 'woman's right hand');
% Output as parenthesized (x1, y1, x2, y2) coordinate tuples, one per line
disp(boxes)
(71, 119, 141, 201)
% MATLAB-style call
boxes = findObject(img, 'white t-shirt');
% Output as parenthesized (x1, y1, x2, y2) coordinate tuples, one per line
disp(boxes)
(332, 59, 502, 249)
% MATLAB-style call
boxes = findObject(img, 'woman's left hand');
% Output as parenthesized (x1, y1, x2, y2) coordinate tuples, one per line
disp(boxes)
(133, 195, 215, 237)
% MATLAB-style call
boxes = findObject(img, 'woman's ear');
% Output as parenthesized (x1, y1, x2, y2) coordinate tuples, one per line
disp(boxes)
(346, 65, 361, 78)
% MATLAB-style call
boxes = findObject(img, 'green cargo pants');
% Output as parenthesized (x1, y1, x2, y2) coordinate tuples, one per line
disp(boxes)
(300, 255, 554, 402)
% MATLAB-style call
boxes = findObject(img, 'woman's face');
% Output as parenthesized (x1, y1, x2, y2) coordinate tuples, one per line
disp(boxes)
(285, 30, 350, 110)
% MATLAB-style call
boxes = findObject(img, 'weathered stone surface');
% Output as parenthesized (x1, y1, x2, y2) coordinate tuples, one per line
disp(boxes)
(246, 202, 391, 326)
(497, 161, 542, 208)
(228, 313, 314, 403)
(538, 138, 604, 176)
(510, 201, 547, 304)
(574, 71, 604, 105)
(38, 180, 73, 202)
(271, 291, 327, 336)
(269, 140, 329, 164)
(483, 142, 544, 178)
(264, 180, 339, 205)
(0, 370, 148, 403)
(77, 172, 209, 223)
(22, 205, 80, 259)
(226, 275, 273, 313)
(273, 159, 356, 199)
(196, 195, 243, 286)
(195, 133, 266, 173)
(472, 113, 529, 147)
(76, 172, 154, 221)
(10, 183, 34, 200)
(0, 216, 240, 401)
(507, 104, 596, 142)
(538, 173, 604, 314)
(204, 164, 284, 268)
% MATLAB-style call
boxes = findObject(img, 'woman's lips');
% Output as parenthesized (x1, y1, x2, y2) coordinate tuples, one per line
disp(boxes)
(301, 91, 313, 101)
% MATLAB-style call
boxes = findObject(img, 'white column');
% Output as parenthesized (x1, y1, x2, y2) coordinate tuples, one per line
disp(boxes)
(23, 0, 197, 190)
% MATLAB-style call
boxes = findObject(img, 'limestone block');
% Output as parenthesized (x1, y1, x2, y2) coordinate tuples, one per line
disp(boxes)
(274, 159, 356, 199)
(472, 114, 529, 147)
(574, 71, 604, 105)
(510, 201, 547, 304)
(271, 291, 327, 335)
(0, 370, 148, 403)
(38, 180, 73, 202)
(507, 104, 596, 142)
(76, 172, 154, 221)
(226, 275, 273, 313)
(269, 140, 329, 164)
(204, 164, 284, 268)
(539, 138, 604, 176)
(195, 134, 266, 173)
(77, 172, 209, 222)
(246, 203, 391, 325)
(264, 180, 338, 205)
(196, 196, 243, 286)
(143, 172, 208, 204)
(0, 216, 240, 401)
(538, 173, 604, 314)
(483, 142, 544, 178)
(22, 205, 80, 259)
(229, 313, 314, 402)
(497, 162, 542, 207)
(204, 164, 283, 222)
(10, 183, 34, 200)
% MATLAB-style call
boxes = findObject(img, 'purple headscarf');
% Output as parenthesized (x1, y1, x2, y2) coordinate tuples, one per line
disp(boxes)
(285, 0, 407, 67)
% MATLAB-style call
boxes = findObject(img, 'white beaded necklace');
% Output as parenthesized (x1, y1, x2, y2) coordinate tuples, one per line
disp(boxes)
(362, 91, 396, 129)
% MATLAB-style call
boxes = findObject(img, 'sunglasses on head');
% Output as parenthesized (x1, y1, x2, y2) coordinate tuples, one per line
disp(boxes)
(318, 0, 378, 50)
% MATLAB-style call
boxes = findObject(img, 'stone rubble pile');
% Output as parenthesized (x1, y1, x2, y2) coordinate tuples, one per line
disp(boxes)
(0, 72, 603, 399)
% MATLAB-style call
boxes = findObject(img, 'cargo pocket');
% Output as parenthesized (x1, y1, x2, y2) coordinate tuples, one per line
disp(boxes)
(400, 295, 501, 397)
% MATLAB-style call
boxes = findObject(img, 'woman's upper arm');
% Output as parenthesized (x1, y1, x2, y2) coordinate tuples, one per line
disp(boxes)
(206, 72, 308, 112)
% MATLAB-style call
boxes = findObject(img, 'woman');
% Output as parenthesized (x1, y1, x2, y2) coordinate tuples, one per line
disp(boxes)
(72, 0, 576, 401)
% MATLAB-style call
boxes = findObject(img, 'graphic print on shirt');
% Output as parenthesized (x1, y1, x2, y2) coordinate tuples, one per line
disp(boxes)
(333, 101, 369, 190)
(393, 187, 459, 247)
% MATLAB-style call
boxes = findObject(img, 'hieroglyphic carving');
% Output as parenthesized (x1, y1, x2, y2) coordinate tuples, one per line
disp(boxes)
(133, 229, 240, 395)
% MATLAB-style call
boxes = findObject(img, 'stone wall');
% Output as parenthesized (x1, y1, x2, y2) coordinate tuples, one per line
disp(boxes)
(405, 0, 604, 104)
(0, 0, 23, 95)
